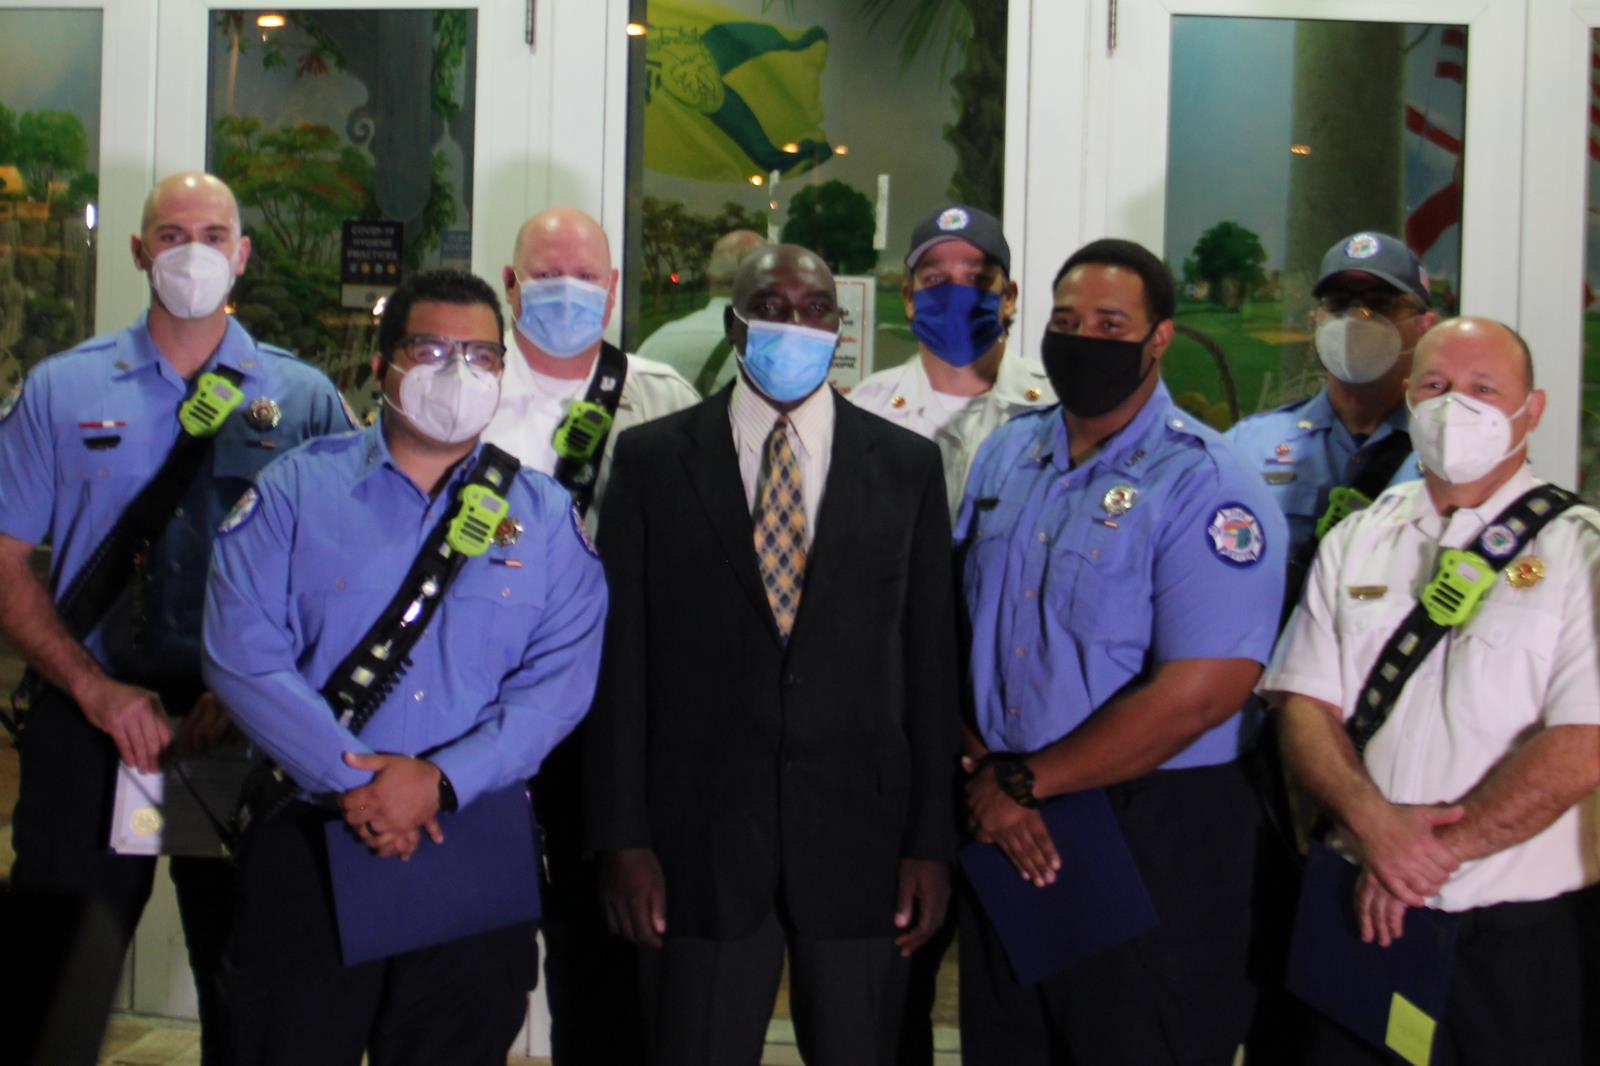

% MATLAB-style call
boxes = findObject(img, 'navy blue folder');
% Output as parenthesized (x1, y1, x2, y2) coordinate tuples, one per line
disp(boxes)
(324, 784, 542, 966)
(1286, 843, 1457, 1064)
(959, 789, 1159, 986)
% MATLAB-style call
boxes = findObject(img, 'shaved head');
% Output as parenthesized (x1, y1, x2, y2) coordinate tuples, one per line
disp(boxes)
(511, 206, 612, 271)
(1414, 316, 1534, 392)
(141, 172, 240, 237)
(731, 244, 834, 307)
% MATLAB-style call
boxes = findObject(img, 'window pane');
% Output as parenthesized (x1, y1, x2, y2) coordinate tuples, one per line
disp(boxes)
(1164, 17, 1465, 429)
(0, 9, 102, 385)
(207, 10, 478, 416)
(626, 0, 1007, 398)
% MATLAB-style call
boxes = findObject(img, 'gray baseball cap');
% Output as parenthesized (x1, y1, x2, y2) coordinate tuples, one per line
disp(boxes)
(905, 204, 1011, 275)
(1312, 231, 1431, 307)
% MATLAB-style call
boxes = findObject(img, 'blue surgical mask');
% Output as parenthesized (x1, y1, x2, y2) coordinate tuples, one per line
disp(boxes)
(735, 314, 839, 404)
(516, 277, 608, 357)
(909, 283, 1004, 367)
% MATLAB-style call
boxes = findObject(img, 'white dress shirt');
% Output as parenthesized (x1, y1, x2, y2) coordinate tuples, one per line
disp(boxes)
(728, 375, 834, 552)
(1261, 467, 1600, 911)
(636, 296, 736, 396)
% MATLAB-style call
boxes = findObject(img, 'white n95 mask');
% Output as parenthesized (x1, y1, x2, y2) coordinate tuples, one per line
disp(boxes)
(1407, 392, 1530, 484)
(1315, 312, 1402, 385)
(150, 243, 238, 319)
(387, 356, 502, 444)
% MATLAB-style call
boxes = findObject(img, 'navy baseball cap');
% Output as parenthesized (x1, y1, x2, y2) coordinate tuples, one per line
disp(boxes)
(905, 204, 1011, 276)
(1312, 231, 1431, 307)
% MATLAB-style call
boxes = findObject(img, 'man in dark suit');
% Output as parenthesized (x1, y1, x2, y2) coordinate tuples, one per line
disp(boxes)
(587, 245, 960, 1066)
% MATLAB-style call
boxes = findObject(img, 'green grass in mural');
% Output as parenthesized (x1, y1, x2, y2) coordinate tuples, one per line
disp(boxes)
(1163, 299, 1308, 428)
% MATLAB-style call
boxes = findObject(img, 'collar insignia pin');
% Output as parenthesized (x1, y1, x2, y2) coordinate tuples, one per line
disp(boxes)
(890, 395, 906, 409)
(1296, 419, 1314, 430)
(1024, 388, 1041, 402)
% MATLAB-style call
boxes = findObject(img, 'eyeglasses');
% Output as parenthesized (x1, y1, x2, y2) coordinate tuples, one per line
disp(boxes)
(395, 334, 506, 372)
(1318, 291, 1419, 318)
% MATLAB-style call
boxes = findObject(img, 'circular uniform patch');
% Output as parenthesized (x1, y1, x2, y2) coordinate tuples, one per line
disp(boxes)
(219, 487, 260, 535)
(570, 505, 599, 559)
(937, 207, 970, 232)
(1480, 523, 1518, 558)
(0, 381, 21, 424)
(1344, 233, 1380, 260)
(1207, 503, 1265, 567)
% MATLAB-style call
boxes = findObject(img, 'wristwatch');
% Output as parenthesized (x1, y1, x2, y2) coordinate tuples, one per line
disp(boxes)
(436, 768, 460, 813)
(990, 755, 1041, 809)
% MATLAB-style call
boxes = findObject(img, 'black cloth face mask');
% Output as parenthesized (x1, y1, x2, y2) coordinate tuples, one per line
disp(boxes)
(1040, 325, 1159, 418)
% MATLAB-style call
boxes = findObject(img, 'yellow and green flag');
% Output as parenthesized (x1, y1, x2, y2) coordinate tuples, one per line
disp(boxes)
(644, 0, 833, 183)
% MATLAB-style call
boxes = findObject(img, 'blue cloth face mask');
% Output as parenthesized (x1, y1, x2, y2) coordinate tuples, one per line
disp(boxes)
(516, 277, 608, 357)
(909, 283, 1004, 368)
(735, 314, 839, 403)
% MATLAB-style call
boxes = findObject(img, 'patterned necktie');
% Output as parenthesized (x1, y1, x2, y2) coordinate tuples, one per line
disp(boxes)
(753, 418, 807, 640)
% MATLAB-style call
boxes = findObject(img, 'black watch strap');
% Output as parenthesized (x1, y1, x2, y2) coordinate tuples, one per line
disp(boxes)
(437, 769, 460, 813)
(992, 755, 1041, 809)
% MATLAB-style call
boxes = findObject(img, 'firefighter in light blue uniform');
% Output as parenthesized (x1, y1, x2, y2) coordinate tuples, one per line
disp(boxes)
(1223, 231, 1437, 559)
(202, 421, 606, 802)
(954, 239, 1286, 1066)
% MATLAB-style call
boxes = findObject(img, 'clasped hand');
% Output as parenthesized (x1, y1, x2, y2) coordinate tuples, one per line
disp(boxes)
(961, 755, 1060, 888)
(338, 751, 445, 860)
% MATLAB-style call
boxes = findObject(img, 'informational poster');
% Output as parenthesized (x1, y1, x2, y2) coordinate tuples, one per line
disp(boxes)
(830, 274, 875, 391)
(340, 220, 403, 310)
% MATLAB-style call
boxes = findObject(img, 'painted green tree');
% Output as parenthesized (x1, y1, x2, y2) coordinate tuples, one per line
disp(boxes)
(781, 181, 876, 274)
(14, 109, 88, 201)
(1188, 221, 1268, 312)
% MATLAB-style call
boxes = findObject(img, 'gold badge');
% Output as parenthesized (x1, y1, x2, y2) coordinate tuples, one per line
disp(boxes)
(1346, 585, 1388, 600)
(245, 396, 282, 430)
(131, 806, 163, 836)
(890, 395, 906, 409)
(1024, 388, 1042, 402)
(1505, 557, 1545, 590)
(1102, 484, 1138, 516)
(493, 517, 524, 547)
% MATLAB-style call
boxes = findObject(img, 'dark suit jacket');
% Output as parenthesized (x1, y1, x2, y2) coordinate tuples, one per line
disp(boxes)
(585, 386, 961, 941)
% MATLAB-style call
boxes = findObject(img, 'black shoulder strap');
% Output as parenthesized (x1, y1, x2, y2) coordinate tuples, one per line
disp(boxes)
(52, 365, 248, 640)
(1280, 430, 1413, 629)
(320, 444, 522, 736)
(1346, 483, 1578, 756)
(551, 341, 628, 518)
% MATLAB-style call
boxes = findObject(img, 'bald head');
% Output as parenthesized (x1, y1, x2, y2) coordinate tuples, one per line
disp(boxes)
(708, 229, 769, 294)
(511, 207, 612, 275)
(731, 244, 835, 308)
(725, 244, 840, 356)
(141, 172, 240, 237)
(1414, 316, 1534, 393)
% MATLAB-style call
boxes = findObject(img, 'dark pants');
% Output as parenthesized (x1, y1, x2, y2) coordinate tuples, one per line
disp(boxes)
(895, 906, 956, 1066)
(224, 806, 538, 1066)
(11, 688, 236, 1065)
(638, 906, 911, 1066)
(1302, 887, 1596, 1066)
(535, 728, 647, 1065)
(959, 760, 1262, 1066)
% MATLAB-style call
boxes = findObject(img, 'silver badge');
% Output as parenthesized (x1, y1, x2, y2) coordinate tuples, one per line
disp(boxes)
(1102, 484, 1138, 516)
(245, 396, 282, 431)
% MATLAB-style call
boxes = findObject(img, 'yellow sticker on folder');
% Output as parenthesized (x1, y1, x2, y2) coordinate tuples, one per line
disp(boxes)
(1385, 992, 1437, 1066)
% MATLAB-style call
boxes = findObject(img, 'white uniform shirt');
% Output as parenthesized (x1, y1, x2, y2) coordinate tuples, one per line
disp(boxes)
(1261, 467, 1600, 911)
(728, 375, 833, 551)
(484, 336, 700, 530)
(636, 296, 736, 396)
(849, 349, 1054, 516)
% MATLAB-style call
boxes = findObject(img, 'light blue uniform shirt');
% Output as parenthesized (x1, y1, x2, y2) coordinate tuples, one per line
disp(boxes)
(956, 382, 1287, 768)
(0, 314, 351, 679)
(202, 422, 608, 808)
(1223, 387, 1415, 559)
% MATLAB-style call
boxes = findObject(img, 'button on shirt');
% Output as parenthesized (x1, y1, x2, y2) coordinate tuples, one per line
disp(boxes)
(729, 376, 834, 550)
(483, 338, 699, 530)
(1223, 387, 1416, 557)
(957, 382, 1286, 766)
(201, 423, 608, 808)
(1260, 468, 1600, 911)
(851, 350, 1055, 518)
(0, 314, 352, 676)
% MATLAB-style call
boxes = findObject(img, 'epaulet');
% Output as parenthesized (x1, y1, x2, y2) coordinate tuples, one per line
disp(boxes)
(255, 342, 300, 363)
(299, 429, 365, 454)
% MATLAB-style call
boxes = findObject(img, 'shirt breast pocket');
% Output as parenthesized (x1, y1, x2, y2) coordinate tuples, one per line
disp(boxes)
(1058, 519, 1149, 648)
(1450, 602, 1559, 737)
(444, 563, 547, 681)
(213, 438, 282, 487)
(58, 427, 163, 487)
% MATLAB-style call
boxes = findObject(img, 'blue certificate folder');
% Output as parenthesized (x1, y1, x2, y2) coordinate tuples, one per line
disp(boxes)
(324, 784, 543, 966)
(1286, 843, 1457, 1056)
(959, 789, 1159, 986)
